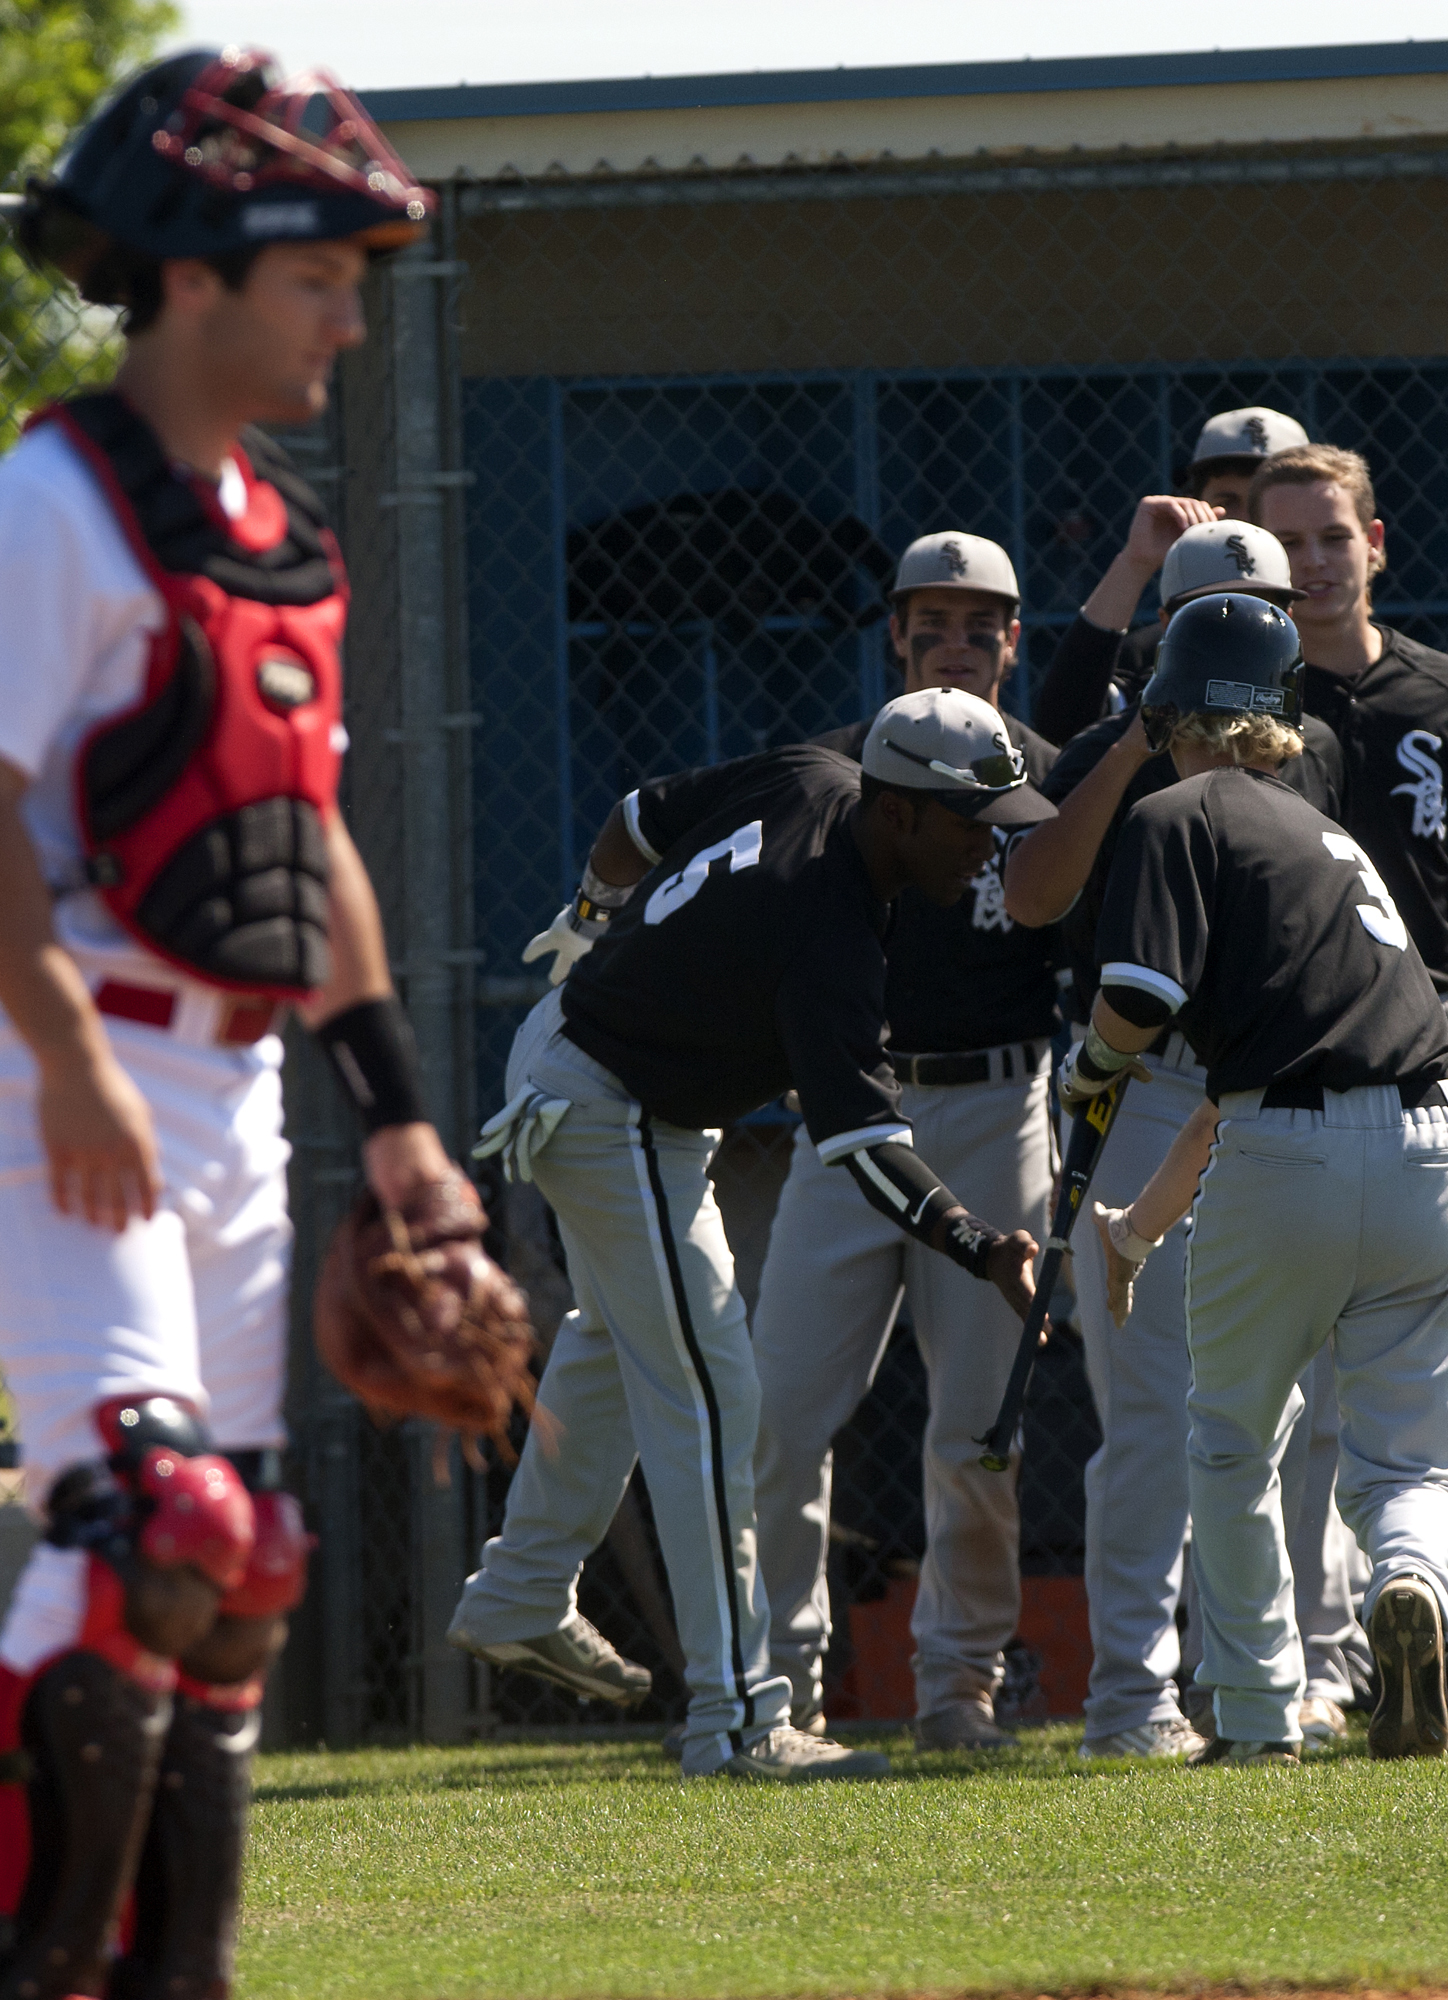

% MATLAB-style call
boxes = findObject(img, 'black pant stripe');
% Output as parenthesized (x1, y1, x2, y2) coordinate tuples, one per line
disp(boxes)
(638, 1112, 755, 1732)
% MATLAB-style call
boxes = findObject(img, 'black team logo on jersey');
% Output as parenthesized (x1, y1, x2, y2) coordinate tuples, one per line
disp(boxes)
(939, 539, 969, 579)
(1223, 533, 1256, 577)
(1244, 414, 1270, 453)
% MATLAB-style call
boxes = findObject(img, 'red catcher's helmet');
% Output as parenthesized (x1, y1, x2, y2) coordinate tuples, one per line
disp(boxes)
(19, 46, 434, 288)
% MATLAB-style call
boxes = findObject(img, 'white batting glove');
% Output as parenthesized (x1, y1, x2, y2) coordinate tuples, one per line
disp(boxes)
(1092, 1202, 1164, 1329)
(521, 906, 603, 986)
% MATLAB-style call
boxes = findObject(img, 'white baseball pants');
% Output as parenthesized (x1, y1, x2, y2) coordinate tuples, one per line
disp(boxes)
(1186, 1083, 1448, 1745)
(751, 1059, 1052, 1720)
(456, 993, 791, 1774)
(1072, 1034, 1365, 1740)
(0, 930, 291, 1669)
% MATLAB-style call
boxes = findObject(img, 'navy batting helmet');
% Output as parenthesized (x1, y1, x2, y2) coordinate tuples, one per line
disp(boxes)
(1138, 592, 1304, 752)
(18, 47, 432, 299)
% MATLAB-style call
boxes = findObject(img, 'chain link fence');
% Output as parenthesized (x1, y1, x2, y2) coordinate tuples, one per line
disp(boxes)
(4, 131, 1448, 1742)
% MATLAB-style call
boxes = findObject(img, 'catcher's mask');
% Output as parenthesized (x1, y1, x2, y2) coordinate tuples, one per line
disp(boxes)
(19, 46, 433, 296)
(1139, 591, 1305, 754)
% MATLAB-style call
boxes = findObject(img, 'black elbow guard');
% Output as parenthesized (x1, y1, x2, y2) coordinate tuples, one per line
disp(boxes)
(841, 1140, 1003, 1280)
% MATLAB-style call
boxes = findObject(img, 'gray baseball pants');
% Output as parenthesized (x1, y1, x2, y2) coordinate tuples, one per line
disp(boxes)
(751, 1055, 1052, 1720)
(1187, 1083, 1448, 1744)
(1072, 1034, 1367, 1741)
(456, 992, 791, 1775)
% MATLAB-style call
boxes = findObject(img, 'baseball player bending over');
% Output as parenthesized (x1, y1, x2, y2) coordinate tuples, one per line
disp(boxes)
(456, 690, 1057, 1780)
(1076, 593, 1448, 1766)
(1006, 522, 1358, 1758)
(0, 53, 456, 1996)
(751, 533, 1060, 1750)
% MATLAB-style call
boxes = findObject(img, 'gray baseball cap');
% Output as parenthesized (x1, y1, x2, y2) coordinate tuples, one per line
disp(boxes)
(891, 531, 1020, 607)
(1190, 406, 1309, 468)
(862, 688, 1057, 826)
(1160, 520, 1307, 610)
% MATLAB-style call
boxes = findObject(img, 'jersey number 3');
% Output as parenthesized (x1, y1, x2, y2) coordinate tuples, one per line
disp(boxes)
(644, 820, 764, 925)
(1322, 831, 1408, 951)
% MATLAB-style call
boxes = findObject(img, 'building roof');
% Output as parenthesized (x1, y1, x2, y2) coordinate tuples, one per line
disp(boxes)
(364, 41, 1448, 185)
(361, 41, 1448, 124)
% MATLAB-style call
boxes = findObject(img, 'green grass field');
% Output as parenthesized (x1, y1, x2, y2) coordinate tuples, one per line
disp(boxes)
(241, 1722, 1448, 1999)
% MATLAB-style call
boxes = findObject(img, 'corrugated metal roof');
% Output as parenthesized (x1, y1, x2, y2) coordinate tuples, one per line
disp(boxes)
(361, 40, 1448, 125)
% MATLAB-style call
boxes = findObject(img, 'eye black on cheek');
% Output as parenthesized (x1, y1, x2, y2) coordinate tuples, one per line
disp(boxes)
(909, 631, 945, 672)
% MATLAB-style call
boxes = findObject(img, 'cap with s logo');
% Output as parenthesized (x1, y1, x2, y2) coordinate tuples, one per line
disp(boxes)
(1160, 520, 1307, 610)
(1189, 406, 1309, 467)
(891, 532, 1020, 606)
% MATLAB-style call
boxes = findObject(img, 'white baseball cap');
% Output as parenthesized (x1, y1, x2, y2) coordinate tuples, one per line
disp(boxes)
(891, 531, 1020, 607)
(1190, 406, 1309, 468)
(1160, 520, 1307, 610)
(862, 687, 1056, 826)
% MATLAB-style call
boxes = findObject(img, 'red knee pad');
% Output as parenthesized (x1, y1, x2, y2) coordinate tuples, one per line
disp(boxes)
(136, 1450, 255, 1592)
(217, 1490, 312, 1619)
(91, 1394, 256, 1592)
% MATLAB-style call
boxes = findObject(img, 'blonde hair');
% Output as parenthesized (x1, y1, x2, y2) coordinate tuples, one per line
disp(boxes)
(1248, 443, 1377, 531)
(1169, 710, 1303, 768)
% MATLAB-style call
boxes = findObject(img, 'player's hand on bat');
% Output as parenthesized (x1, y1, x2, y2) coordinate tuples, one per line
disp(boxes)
(1120, 493, 1224, 575)
(37, 1047, 162, 1231)
(1057, 1045, 1154, 1114)
(987, 1229, 1048, 1336)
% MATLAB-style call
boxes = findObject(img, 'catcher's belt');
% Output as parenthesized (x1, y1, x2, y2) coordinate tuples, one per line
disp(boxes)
(31, 391, 346, 1002)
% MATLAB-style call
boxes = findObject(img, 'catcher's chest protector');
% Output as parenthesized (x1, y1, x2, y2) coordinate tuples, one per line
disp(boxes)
(34, 392, 347, 1000)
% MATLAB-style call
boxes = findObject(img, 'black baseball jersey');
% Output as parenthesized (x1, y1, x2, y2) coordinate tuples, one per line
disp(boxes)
(1041, 705, 1345, 1021)
(561, 745, 907, 1154)
(1033, 614, 1159, 746)
(1097, 766, 1448, 1100)
(814, 713, 1063, 1052)
(1301, 626, 1448, 993)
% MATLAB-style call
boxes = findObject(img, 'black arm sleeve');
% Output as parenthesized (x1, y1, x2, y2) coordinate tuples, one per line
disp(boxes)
(1032, 614, 1126, 747)
(840, 1140, 1004, 1280)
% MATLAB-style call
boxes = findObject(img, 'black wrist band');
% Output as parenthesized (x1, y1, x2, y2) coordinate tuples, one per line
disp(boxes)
(941, 1210, 1005, 1282)
(315, 996, 428, 1135)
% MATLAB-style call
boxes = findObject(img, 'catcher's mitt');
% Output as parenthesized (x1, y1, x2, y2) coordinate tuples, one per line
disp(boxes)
(314, 1169, 538, 1469)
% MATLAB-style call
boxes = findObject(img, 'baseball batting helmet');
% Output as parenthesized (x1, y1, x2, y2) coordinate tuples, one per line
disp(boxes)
(1138, 592, 1304, 752)
(18, 47, 432, 299)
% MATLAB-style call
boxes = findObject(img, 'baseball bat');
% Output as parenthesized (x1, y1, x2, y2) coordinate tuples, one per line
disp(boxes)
(975, 1073, 1132, 1472)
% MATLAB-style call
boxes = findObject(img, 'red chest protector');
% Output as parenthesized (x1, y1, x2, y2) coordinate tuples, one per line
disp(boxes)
(32, 392, 347, 1000)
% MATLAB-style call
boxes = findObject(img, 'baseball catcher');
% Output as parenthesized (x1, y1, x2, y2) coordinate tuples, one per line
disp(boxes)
(0, 48, 462, 2000)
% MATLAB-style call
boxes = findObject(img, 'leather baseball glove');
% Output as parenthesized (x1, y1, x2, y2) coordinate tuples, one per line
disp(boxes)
(314, 1168, 538, 1469)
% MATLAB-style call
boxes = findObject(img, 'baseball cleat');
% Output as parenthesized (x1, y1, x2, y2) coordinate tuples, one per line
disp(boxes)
(446, 1604, 651, 1707)
(716, 1725, 889, 1782)
(1368, 1574, 1448, 1759)
(1296, 1695, 1349, 1751)
(1187, 1737, 1300, 1768)
(914, 1698, 1014, 1750)
(1078, 1716, 1208, 1761)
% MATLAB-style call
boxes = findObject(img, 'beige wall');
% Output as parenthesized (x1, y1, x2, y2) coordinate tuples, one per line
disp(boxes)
(458, 172, 1448, 379)
(386, 71, 1448, 181)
